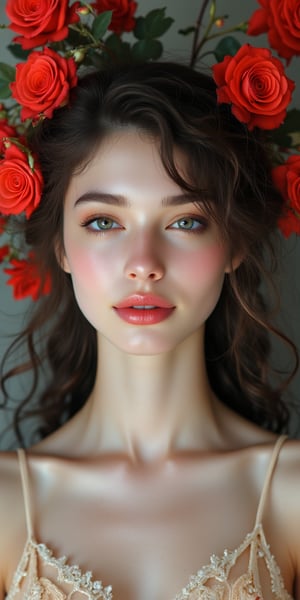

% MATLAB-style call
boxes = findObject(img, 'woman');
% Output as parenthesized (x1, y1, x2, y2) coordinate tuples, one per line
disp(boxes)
(0, 62, 300, 600)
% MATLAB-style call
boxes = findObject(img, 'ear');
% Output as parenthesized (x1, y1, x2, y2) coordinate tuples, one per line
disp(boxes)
(224, 253, 244, 274)
(61, 254, 71, 274)
(54, 238, 71, 273)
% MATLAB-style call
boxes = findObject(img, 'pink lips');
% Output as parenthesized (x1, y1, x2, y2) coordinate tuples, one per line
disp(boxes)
(113, 294, 175, 325)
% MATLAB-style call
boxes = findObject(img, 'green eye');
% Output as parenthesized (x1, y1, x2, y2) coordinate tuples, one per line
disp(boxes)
(177, 217, 195, 230)
(171, 217, 206, 231)
(95, 217, 114, 230)
(81, 215, 122, 234)
(87, 217, 119, 231)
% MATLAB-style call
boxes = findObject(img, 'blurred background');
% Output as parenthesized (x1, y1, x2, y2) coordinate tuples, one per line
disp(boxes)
(0, 0, 299, 447)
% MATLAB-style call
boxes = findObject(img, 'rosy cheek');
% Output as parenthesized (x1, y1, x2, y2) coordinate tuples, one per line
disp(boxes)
(176, 243, 226, 279)
(65, 243, 111, 283)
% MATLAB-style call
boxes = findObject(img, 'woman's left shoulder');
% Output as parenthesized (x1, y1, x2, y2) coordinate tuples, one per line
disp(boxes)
(273, 437, 300, 556)
(278, 436, 300, 482)
(272, 436, 300, 495)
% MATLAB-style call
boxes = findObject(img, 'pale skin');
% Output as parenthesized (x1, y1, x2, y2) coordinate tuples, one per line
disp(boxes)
(0, 130, 300, 600)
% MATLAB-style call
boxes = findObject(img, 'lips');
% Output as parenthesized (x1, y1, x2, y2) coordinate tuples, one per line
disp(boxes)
(113, 294, 175, 325)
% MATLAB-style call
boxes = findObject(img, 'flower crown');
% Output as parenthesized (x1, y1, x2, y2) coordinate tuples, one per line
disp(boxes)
(0, 0, 300, 300)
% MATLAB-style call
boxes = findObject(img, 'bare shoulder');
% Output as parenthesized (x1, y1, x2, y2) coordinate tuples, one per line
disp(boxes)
(273, 438, 300, 564)
(0, 451, 27, 597)
(0, 450, 22, 539)
(277, 437, 300, 500)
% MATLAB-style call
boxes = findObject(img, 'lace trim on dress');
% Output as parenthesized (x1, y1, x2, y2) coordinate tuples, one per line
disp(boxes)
(6, 436, 292, 600)
(6, 538, 113, 600)
(175, 523, 293, 600)
(6, 524, 293, 600)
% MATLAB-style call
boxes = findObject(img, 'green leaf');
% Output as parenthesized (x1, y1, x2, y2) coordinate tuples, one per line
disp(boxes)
(178, 26, 196, 36)
(145, 9, 173, 38)
(0, 62, 16, 83)
(28, 153, 35, 171)
(92, 11, 112, 40)
(132, 39, 162, 62)
(104, 32, 123, 52)
(0, 81, 12, 99)
(270, 130, 292, 148)
(280, 109, 300, 133)
(133, 17, 147, 40)
(65, 26, 89, 47)
(0, 63, 15, 98)
(7, 44, 31, 61)
(85, 49, 106, 69)
(134, 9, 173, 40)
(104, 33, 132, 63)
(290, 131, 300, 147)
(214, 36, 241, 62)
(271, 109, 300, 147)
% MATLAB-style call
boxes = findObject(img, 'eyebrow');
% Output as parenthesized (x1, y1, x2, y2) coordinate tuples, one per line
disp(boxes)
(74, 191, 204, 208)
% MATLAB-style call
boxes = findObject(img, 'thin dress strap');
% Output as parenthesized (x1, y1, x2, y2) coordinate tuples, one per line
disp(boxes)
(17, 448, 34, 540)
(255, 434, 288, 526)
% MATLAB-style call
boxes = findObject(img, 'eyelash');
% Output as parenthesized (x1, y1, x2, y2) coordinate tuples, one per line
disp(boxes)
(80, 215, 208, 234)
(169, 216, 207, 232)
(80, 215, 123, 235)
(80, 216, 122, 234)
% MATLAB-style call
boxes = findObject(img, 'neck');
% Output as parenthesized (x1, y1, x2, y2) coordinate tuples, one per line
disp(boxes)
(77, 331, 224, 463)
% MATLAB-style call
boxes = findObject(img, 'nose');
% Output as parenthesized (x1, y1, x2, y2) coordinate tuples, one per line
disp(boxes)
(124, 233, 165, 282)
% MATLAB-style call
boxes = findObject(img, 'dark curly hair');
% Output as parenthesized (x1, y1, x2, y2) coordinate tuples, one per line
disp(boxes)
(1, 61, 298, 445)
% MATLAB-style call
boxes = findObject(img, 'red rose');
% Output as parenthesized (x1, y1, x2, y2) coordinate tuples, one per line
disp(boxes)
(248, 0, 300, 63)
(4, 253, 52, 300)
(10, 48, 78, 122)
(0, 120, 17, 154)
(278, 210, 300, 238)
(0, 245, 9, 262)
(273, 155, 300, 212)
(0, 143, 43, 218)
(212, 44, 294, 130)
(92, 0, 137, 33)
(6, 0, 80, 50)
(273, 155, 300, 238)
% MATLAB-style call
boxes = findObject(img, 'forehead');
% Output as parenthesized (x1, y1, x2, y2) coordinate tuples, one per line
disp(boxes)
(65, 129, 189, 202)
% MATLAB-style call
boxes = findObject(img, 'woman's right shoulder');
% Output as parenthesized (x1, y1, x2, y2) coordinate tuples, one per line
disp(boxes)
(0, 450, 23, 528)
(0, 451, 27, 599)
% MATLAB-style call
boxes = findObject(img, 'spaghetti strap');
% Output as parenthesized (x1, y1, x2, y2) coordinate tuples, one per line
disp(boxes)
(17, 448, 34, 540)
(255, 434, 288, 526)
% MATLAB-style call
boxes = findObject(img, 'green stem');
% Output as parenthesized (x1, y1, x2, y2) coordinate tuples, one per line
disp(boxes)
(193, 20, 247, 62)
(4, 104, 21, 126)
(189, 0, 214, 68)
(67, 41, 105, 57)
(4, 137, 36, 171)
(194, 12, 215, 55)
(68, 23, 98, 45)
(203, 21, 248, 42)
(68, 40, 118, 64)
(197, 50, 215, 60)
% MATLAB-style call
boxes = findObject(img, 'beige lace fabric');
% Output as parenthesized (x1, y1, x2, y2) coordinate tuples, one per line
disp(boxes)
(6, 436, 293, 600)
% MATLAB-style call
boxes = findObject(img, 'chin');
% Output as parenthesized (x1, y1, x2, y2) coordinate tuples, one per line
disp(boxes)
(100, 329, 186, 357)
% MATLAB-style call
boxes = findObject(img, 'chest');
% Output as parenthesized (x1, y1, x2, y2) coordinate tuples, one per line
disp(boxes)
(7, 455, 293, 600)
(34, 460, 256, 577)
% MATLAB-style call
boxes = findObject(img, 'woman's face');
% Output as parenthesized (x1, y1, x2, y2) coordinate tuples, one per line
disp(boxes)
(62, 130, 233, 355)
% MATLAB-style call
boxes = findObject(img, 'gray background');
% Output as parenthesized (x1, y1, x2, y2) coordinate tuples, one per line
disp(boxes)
(0, 1, 299, 447)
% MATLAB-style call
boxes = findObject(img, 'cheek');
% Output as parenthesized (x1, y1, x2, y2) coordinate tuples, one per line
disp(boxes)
(175, 242, 228, 324)
(64, 243, 112, 328)
(63, 240, 113, 291)
(177, 242, 228, 283)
